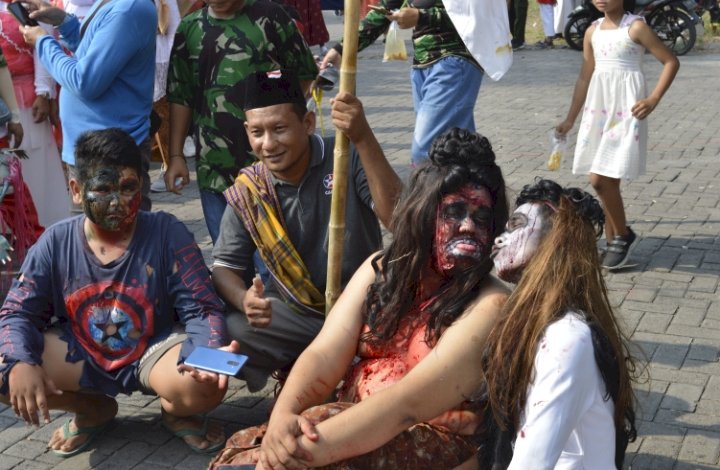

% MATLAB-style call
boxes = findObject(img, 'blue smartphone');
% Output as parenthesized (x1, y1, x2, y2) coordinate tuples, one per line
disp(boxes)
(184, 347, 248, 376)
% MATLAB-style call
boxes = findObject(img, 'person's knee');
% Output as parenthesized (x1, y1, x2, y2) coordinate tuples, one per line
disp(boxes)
(188, 380, 226, 409)
(160, 377, 226, 415)
(590, 174, 619, 195)
(589, 174, 607, 193)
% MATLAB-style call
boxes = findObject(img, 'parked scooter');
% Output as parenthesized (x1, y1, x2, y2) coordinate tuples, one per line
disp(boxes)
(564, 0, 700, 55)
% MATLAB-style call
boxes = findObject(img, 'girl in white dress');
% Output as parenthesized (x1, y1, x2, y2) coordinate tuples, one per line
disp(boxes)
(556, 0, 679, 270)
(487, 179, 639, 469)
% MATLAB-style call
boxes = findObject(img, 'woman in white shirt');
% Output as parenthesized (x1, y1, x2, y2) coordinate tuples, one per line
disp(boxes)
(485, 178, 639, 469)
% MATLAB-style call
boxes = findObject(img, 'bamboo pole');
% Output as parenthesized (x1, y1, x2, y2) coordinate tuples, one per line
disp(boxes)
(325, 0, 361, 313)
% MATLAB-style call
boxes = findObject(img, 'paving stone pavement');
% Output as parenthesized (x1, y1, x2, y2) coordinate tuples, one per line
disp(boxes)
(2, 13, 720, 470)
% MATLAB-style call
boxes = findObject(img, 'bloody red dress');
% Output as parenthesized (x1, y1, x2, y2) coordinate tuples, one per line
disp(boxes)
(209, 304, 479, 469)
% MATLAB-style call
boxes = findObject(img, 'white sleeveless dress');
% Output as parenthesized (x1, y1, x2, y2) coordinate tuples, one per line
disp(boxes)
(573, 14, 648, 180)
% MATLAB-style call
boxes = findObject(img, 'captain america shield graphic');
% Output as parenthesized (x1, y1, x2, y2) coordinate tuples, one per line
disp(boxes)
(65, 280, 154, 371)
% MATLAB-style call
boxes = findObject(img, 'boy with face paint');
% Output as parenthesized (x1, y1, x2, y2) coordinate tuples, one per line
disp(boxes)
(483, 179, 638, 469)
(0, 129, 239, 457)
(79, 166, 143, 232)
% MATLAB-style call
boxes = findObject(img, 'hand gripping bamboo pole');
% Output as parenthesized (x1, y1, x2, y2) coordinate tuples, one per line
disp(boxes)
(325, 0, 360, 314)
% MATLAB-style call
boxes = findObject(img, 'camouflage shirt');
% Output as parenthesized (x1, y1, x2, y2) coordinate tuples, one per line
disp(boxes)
(336, 0, 478, 68)
(167, 0, 318, 193)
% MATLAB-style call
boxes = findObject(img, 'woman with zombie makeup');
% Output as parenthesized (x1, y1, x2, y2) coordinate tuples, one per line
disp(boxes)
(208, 127, 509, 470)
(482, 179, 639, 469)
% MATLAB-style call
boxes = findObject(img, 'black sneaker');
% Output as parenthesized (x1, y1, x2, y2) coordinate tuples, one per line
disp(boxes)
(602, 227, 638, 271)
(511, 39, 525, 51)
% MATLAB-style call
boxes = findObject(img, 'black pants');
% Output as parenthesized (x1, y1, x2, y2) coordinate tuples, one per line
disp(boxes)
(508, 0, 529, 43)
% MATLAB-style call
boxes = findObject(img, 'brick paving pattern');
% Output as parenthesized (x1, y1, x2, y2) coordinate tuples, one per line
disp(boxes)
(1, 13, 719, 470)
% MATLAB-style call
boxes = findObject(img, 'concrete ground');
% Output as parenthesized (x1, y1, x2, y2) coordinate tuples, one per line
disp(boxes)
(1, 11, 719, 470)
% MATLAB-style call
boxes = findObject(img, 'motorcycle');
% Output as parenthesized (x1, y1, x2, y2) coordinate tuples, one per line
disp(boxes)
(563, 0, 701, 55)
(692, 0, 720, 24)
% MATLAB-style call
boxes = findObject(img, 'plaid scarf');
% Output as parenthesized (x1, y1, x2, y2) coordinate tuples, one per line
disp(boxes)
(225, 162, 325, 316)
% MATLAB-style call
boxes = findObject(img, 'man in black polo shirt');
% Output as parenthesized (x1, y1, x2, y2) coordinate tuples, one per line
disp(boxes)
(212, 70, 401, 391)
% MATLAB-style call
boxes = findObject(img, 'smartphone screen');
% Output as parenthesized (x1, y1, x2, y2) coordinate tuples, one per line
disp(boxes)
(8, 3, 39, 27)
(184, 347, 249, 376)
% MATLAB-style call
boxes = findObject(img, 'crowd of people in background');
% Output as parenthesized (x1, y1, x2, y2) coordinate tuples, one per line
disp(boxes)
(0, 0, 692, 467)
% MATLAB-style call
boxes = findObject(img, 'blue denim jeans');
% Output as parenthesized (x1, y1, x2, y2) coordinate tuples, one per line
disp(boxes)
(199, 189, 227, 244)
(410, 56, 483, 165)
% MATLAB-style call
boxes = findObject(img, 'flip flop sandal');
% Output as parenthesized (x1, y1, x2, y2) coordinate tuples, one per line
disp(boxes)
(52, 418, 112, 458)
(162, 415, 225, 454)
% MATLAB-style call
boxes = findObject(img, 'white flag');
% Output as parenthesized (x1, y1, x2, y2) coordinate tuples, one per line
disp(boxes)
(444, 0, 513, 81)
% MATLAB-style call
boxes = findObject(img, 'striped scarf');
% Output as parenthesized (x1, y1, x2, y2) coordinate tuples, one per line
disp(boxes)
(224, 162, 325, 316)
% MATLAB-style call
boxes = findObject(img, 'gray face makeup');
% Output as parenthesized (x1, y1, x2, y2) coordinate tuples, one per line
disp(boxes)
(492, 203, 548, 283)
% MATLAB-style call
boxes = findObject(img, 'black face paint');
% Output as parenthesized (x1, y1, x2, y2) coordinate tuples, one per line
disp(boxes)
(81, 167, 141, 231)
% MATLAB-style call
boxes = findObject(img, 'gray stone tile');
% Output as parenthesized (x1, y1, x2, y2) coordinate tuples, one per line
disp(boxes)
(679, 430, 720, 465)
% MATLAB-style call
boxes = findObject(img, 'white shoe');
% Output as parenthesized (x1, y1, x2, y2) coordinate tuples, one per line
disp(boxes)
(183, 136, 195, 157)
(150, 170, 167, 193)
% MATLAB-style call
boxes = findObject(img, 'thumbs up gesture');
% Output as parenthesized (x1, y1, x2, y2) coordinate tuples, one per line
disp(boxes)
(243, 275, 272, 328)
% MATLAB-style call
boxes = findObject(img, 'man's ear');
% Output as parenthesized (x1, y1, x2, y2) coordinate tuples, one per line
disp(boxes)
(304, 110, 316, 135)
(68, 178, 83, 206)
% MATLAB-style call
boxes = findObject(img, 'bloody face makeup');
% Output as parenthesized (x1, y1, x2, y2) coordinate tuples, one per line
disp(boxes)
(432, 184, 494, 276)
(82, 166, 142, 232)
(492, 203, 549, 283)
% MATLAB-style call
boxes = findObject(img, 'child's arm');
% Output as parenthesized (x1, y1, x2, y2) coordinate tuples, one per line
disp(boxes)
(629, 21, 679, 120)
(556, 24, 596, 137)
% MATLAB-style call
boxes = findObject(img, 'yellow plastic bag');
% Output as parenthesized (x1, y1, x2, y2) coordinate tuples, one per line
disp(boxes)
(547, 130, 567, 171)
(383, 21, 408, 62)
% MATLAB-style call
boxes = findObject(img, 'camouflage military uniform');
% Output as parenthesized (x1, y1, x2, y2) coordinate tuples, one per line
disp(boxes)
(346, 0, 477, 67)
(167, 0, 318, 194)
(331, 0, 483, 165)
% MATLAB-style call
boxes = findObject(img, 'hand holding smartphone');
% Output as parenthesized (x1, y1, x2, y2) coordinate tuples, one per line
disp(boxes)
(8, 2, 39, 27)
(184, 346, 248, 377)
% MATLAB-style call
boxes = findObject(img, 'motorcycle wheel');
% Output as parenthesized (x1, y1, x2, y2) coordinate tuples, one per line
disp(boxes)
(648, 8, 697, 55)
(564, 11, 594, 51)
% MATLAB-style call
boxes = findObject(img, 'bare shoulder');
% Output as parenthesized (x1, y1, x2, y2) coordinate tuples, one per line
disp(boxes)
(460, 276, 510, 320)
(583, 23, 598, 49)
(346, 251, 382, 280)
(477, 275, 511, 304)
(586, 22, 598, 36)
(439, 277, 508, 352)
(628, 17, 653, 41)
